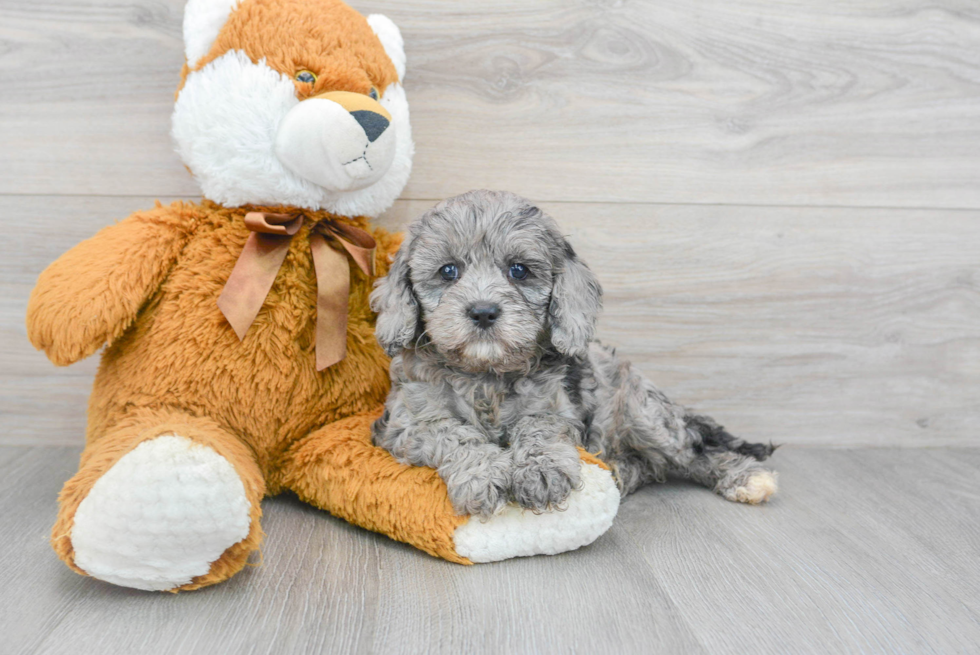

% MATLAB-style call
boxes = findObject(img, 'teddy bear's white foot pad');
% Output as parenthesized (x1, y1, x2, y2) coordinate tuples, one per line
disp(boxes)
(453, 461, 620, 563)
(71, 435, 251, 591)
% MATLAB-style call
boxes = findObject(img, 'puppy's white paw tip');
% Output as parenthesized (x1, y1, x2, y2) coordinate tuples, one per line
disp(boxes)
(71, 435, 251, 591)
(729, 471, 778, 504)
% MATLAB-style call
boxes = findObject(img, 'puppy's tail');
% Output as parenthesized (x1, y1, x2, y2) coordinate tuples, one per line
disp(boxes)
(684, 413, 777, 461)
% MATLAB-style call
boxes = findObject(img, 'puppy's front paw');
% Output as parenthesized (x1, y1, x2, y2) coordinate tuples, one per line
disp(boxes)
(512, 444, 583, 512)
(443, 450, 513, 518)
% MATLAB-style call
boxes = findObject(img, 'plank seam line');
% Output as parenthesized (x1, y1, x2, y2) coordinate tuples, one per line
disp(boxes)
(0, 193, 978, 213)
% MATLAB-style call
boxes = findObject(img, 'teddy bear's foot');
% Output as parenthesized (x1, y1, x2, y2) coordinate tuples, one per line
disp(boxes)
(453, 453, 620, 563)
(62, 420, 263, 590)
(69, 434, 253, 591)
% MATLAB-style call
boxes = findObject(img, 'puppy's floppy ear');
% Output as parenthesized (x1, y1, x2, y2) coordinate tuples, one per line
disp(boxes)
(549, 241, 602, 357)
(371, 235, 420, 356)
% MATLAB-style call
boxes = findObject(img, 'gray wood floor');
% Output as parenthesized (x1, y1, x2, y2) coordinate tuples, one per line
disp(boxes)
(2, 0, 979, 653)
(2, 445, 978, 654)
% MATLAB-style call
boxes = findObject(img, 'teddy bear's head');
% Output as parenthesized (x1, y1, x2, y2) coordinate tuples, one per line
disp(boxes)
(172, 0, 412, 217)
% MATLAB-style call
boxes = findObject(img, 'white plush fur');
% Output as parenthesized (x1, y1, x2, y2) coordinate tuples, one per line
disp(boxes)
(183, 0, 240, 67)
(275, 97, 397, 191)
(330, 81, 413, 216)
(367, 14, 406, 81)
(172, 50, 413, 217)
(71, 435, 251, 591)
(453, 462, 621, 563)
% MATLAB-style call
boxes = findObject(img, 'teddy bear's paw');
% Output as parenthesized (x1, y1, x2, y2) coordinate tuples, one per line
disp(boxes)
(722, 470, 778, 505)
(453, 460, 620, 563)
(70, 435, 252, 591)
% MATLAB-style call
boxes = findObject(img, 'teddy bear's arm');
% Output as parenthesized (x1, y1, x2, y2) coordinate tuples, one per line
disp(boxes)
(27, 203, 194, 366)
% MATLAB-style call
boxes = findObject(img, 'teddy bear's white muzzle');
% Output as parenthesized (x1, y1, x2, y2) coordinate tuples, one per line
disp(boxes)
(275, 97, 396, 192)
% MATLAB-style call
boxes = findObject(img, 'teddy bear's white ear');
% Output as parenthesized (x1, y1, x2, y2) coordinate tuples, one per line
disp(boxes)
(183, 0, 241, 68)
(367, 14, 406, 82)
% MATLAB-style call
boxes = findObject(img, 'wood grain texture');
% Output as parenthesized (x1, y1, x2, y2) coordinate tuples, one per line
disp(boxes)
(2, 446, 979, 654)
(1, 0, 979, 207)
(4, 195, 978, 447)
(615, 447, 980, 654)
(368, 525, 703, 654)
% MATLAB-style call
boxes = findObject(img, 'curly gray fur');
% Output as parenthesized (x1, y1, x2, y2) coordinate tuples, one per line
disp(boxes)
(371, 190, 776, 517)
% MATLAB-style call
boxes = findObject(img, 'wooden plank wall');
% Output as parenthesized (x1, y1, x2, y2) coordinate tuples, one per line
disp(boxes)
(1, 0, 978, 447)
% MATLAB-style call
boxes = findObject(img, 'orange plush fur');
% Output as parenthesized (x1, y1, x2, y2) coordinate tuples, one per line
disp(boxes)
(29, 0, 472, 592)
(32, 203, 474, 589)
(188, 0, 399, 97)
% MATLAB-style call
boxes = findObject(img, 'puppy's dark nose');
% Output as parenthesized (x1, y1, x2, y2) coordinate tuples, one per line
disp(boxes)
(350, 110, 389, 142)
(467, 303, 501, 329)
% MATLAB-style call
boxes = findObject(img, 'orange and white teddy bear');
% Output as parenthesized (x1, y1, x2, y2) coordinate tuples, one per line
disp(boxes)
(26, 0, 620, 592)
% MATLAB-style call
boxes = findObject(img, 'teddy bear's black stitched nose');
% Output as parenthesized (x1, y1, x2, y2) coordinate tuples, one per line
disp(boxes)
(350, 110, 389, 142)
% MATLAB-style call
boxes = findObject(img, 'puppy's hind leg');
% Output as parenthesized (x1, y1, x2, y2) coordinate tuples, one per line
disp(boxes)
(592, 353, 777, 504)
(680, 414, 778, 504)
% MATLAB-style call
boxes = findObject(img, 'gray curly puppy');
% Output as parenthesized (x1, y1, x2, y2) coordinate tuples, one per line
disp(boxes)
(371, 190, 777, 517)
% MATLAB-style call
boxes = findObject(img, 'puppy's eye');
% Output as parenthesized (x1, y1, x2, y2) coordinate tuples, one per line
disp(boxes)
(368, 87, 380, 101)
(439, 264, 459, 282)
(509, 263, 529, 280)
(295, 70, 317, 84)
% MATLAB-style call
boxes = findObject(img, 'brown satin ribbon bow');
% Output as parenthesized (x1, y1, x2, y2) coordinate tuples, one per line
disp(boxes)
(217, 212, 376, 371)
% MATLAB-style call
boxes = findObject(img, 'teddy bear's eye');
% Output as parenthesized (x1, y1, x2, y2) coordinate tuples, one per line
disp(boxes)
(368, 87, 379, 101)
(295, 70, 317, 84)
